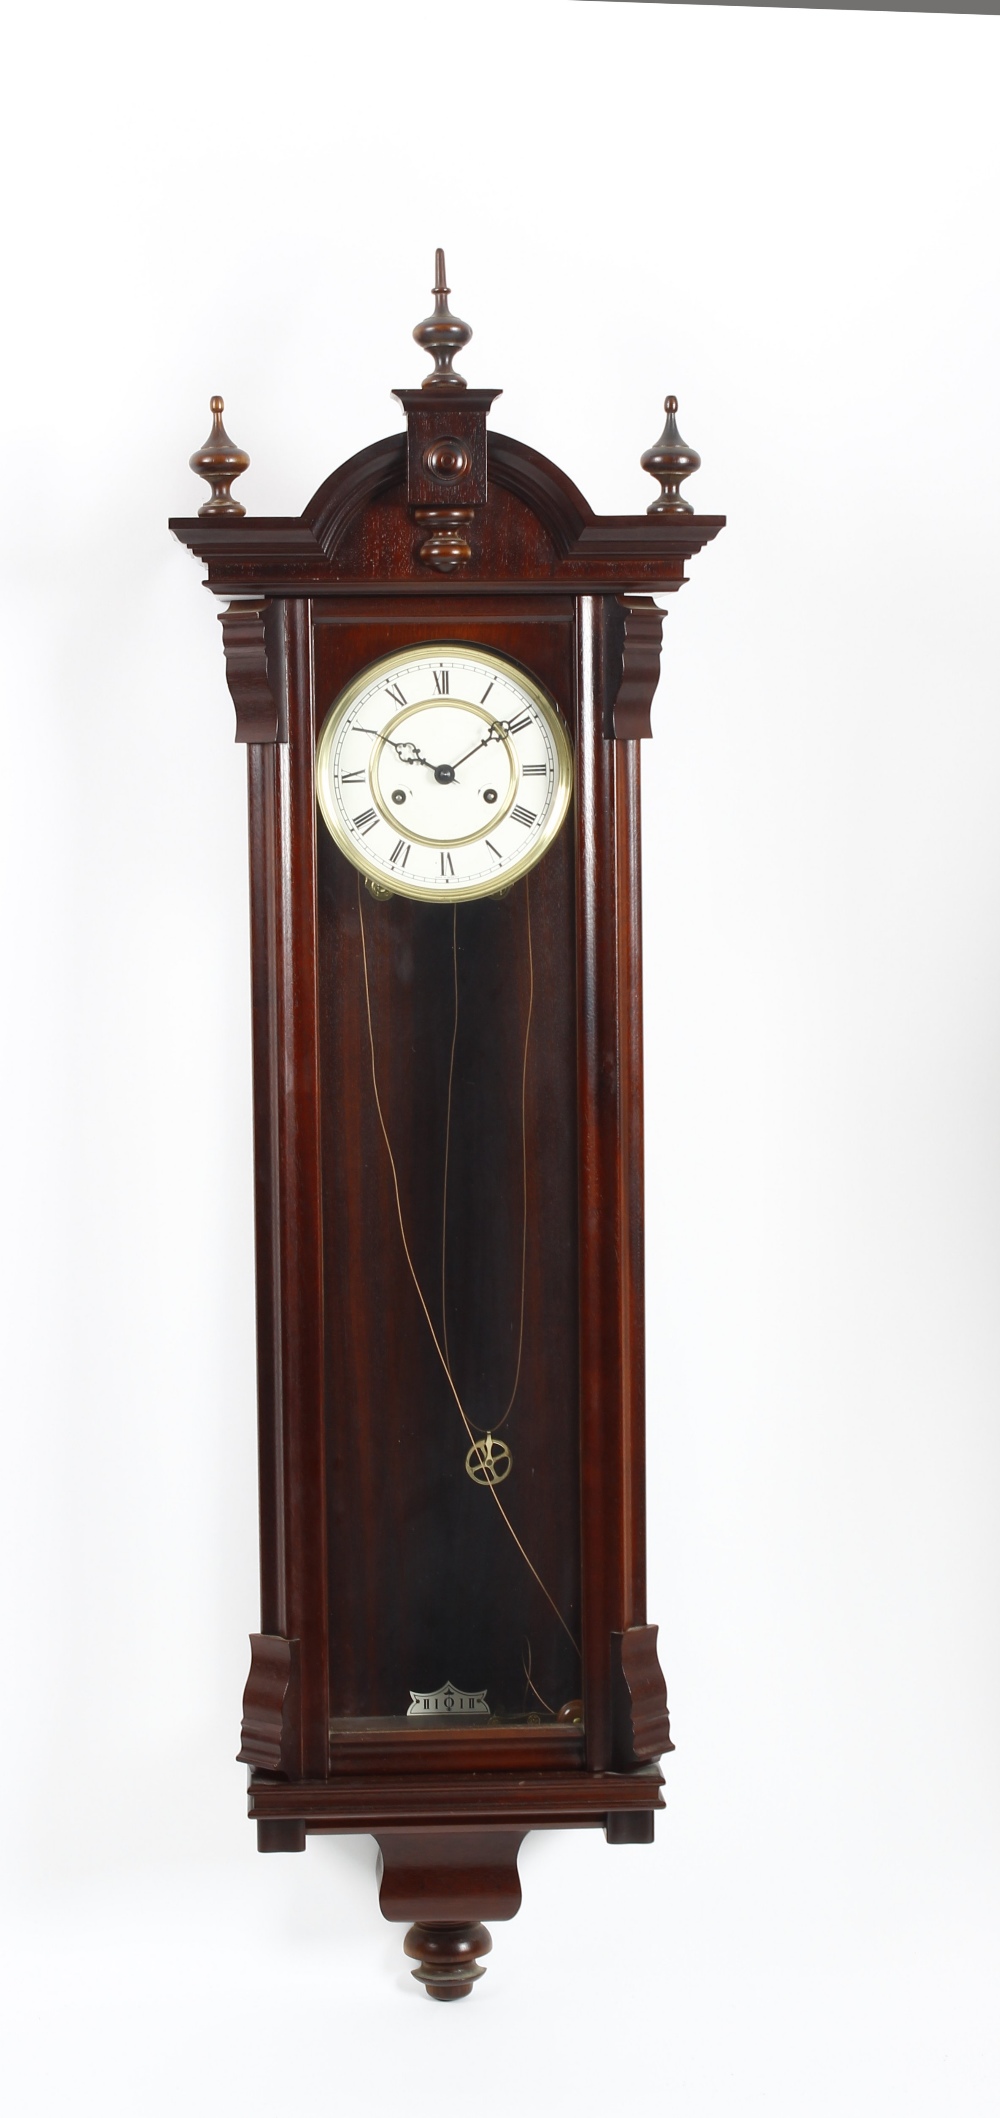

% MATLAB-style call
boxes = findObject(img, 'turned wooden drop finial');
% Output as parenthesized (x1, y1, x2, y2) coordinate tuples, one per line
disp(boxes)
(403, 1921, 492, 2001)
(412, 248, 471, 390)
(641, 394, 701, 516)
(189, 395, 250, 517)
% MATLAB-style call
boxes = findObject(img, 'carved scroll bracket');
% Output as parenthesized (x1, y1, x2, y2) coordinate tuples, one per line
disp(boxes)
(610, 1624, 674, 1766)
(605, 595, 666, 740)
(238, 1634, 301, 1775)
(218, 600, 286, 743)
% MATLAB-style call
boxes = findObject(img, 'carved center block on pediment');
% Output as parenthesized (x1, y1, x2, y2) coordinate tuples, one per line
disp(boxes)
(392, 388, 501, 510)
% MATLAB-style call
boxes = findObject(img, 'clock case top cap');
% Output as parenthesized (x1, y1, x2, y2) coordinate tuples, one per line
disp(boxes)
(170, 250, 724, 604)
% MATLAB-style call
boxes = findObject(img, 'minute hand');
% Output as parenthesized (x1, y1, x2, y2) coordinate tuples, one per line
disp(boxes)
(449, 720, 509, 772)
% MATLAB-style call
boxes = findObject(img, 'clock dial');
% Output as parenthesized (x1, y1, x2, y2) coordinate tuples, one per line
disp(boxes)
(315, 645, 573, 901)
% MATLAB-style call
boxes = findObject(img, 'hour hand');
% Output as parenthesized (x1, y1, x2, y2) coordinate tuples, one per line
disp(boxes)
(355, 727, 434, 769)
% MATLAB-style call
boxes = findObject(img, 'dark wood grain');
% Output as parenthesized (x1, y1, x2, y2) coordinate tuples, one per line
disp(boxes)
(605, 595, 665, 740)
(218, 600, 286, 743)
(576, 596, 619, 1770)
(393, 391, 499, 508)
(611, 1624, 673, 1766)
(248, 1762, 664, 1827)
(403, 1921, 492, 2001)
(327, 1721, 584, 1775)
(188, 394, 249, 516)
(256, 1819, 306, 1853)
(376, 1829, 524, 1921)
(617, 722, 647, 1631)
(169, 428, 723, 597)
(410, 249, 473, 390)
(574, 608, 669, 1771)
(245, 601, 328, 1776)
(412, 506, 475, 572)
(641, 394, 702, 515)
(605, 1810, 655, 1845)
(237, 1634, 301, 1774)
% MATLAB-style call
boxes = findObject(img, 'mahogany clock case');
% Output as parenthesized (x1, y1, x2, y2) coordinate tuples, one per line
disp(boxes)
(170, 265, 724, 1989)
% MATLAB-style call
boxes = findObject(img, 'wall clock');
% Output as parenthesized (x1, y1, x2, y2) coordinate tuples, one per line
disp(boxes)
(170, 254, 723, 1999)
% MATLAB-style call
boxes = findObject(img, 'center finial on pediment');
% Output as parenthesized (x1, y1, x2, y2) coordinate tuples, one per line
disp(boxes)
(413, 249, 471, 390)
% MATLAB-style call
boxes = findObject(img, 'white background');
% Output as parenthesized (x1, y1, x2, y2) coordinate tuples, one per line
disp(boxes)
(2, 2, 999, 2111)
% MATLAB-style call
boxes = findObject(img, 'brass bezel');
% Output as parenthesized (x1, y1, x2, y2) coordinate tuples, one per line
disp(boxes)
(315, 642, 574, 905)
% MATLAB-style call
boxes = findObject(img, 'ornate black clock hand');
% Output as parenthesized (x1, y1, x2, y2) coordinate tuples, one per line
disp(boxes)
(355, 726, 436, 770)
(359, 725, 480, 782)
(448, 720, 507, 772)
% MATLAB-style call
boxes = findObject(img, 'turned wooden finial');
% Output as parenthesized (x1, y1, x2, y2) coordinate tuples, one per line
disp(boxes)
(412, 249, 471, 390)
(403, 1921, 492, 2001)
(641, 394, 701, 516)
(189, 395, 250, 517)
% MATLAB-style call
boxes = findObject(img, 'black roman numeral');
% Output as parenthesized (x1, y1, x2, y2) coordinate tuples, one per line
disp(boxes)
(486, 840, 502, 861)
(340, 769, 365, 783)
(480, 680, 495, 704)
(508, 713, 532, 734)
(433, 669, 450, 694)
(389, 839, 410, 868)
(511, 805, 536, 828)
(440, 850, 455, 876)
(521, 763, 546, 776)
(353, 808, 378, 835)
(384, 682, 406, 707)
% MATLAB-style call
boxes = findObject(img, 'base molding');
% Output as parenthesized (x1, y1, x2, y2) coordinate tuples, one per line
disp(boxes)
(245, 1774, 665, 1993)
(247, 1761, 663, 1830)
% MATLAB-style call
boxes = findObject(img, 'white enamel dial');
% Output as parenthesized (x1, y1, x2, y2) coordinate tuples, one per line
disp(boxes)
(315, 644, 574, 903)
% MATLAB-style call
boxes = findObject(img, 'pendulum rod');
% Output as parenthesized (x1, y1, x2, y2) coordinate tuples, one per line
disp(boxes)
(522, 1637, 555, 1717)
(441, 904, 459, 1376)
(441, 890, 533, 1433)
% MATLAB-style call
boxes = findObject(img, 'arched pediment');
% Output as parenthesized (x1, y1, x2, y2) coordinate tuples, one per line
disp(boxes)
(486, 433, 594, 556)
(302, 428, 594, 563)
(303, 434, 407, 557)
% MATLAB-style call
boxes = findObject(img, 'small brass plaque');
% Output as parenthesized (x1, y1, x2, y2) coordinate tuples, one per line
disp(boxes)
(407, 1681, 489, 1718)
